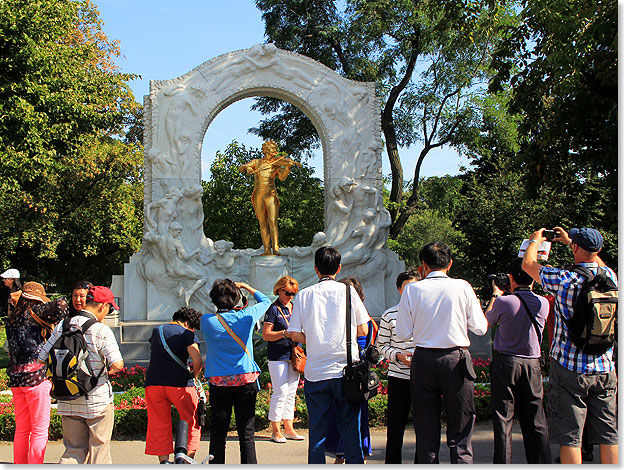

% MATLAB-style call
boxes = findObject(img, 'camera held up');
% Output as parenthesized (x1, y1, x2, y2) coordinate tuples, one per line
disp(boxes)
(487, 273, 510, 291)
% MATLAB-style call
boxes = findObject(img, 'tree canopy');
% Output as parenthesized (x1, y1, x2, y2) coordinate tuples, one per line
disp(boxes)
(489, 0, 617, 231)
(0, 0, 143, 289)
(253, 0, 518, 238)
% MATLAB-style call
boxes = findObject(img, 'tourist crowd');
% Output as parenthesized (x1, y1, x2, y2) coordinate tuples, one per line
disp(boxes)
(0, 225, 618, 464)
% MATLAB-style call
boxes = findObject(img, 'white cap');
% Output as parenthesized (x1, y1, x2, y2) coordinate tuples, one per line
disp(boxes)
(1, 269, 20, 279)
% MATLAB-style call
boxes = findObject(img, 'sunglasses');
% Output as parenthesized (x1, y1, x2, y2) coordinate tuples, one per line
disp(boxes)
(283, 291, 297, 297)
(73, 282, 91, 290)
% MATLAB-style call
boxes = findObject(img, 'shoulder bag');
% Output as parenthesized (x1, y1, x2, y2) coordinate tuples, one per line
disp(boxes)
(158, 325, 207, 427)
(341, 285, 379, 403)
(276, 306, 306, 374)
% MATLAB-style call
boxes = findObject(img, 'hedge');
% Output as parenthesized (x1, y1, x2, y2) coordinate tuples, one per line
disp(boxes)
(0, 387, 503, 440)
(0, 360, 517, 440)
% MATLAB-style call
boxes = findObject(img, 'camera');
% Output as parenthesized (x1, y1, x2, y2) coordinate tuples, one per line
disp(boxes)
(487, 273, 510, 290)
(543, 229, 557, 241)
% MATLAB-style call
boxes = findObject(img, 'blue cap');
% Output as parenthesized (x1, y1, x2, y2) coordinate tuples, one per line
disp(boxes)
(569, 228, 603, 252)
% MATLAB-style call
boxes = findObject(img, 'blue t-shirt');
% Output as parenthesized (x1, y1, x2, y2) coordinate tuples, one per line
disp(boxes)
(264, 301, 294, 361)
(201, 291, 271, 379)
(145, 323, 199, 387)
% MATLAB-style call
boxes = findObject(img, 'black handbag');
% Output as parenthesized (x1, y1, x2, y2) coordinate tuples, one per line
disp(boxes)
(459, 348, 476, 381)
(342, 285, 380, 403)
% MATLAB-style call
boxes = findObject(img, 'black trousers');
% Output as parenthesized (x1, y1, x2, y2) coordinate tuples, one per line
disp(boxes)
(490, 353, 551, 464)
(385, 376, 417, 463)
(411, 348, 476, 464)
(209, 382, 257, 464)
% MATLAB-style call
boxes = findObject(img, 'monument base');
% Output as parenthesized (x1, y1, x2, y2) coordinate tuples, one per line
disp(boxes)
(249, 256, 289, 301)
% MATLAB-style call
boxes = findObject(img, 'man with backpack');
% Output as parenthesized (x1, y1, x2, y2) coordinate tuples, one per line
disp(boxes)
(38, 286, 124, 464)
(522, 227, 618, 464)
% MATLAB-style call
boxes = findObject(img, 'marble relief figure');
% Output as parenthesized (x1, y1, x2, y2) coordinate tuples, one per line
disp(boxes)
(145, 186, 183, 235)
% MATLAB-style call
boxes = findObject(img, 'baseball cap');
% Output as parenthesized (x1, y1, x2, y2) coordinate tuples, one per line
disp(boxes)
(569, 227, 603, 252)
(1, 269, 20, 279)
(86, 286, 120, 310)
(21, 281, 50, 303)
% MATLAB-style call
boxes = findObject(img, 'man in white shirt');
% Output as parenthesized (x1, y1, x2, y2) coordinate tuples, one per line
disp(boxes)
(396, 241, 488, 464)
(288, 246, 370, 464)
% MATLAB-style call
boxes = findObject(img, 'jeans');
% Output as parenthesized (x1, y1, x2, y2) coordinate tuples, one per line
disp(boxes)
(304, 378, 364, 464)
(12, 380, 52, 464)
(209, 382, 257, 464)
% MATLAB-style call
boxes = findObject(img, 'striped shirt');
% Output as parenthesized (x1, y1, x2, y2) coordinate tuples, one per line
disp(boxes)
(38, 312, 123, 418)
(376, 305, 414, 380)
(539, 262, 616, 374)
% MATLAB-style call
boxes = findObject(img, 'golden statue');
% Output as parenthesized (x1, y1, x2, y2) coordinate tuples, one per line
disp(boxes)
(239, 140, 302, 256)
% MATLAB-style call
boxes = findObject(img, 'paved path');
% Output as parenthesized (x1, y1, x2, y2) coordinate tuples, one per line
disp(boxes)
(0, 424, 579, 465)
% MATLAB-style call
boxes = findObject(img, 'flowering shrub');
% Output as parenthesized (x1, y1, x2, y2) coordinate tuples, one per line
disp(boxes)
(109, 365, 146, 392)
(473, 357, 491, 383)
(0, 402, 14, 415)
(116, 395, 147, 410)
(0, 370, 8, 392)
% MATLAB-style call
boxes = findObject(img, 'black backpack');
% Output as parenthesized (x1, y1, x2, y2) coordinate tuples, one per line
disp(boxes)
(564, 266, 618, 355)
(45, 315, 105, 400)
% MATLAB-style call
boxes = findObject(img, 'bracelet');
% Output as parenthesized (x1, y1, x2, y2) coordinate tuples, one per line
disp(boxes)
(528, 239, 539, 245)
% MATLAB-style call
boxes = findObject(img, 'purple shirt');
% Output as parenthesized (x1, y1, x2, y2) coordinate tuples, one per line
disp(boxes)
(486, 290, 549, 358)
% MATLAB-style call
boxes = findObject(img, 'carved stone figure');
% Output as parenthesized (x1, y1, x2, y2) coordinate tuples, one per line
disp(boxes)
(326, 177, 356, 246)
(144, 222, 206, 306)
(212, 240, 238, 275)
(180, 184, 212, 251)
(239, 140, 301, 256)
(146, 148, 176, 177)
(145, 186, 183, 235)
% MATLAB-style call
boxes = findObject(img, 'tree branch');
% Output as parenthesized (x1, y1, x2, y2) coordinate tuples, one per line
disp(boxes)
(383, 26, 421, 222)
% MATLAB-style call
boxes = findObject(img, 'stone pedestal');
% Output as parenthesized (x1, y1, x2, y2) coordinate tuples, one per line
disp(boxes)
(249, 256, 289, 300)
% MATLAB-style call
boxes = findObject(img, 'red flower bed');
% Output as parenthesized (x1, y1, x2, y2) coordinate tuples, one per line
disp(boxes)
(115, 396, 147, 410)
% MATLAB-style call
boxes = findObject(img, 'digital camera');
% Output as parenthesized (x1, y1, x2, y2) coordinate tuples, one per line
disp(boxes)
(487, 273, 510, 290)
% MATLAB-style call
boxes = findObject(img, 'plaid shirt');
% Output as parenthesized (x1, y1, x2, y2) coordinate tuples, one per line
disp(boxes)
(539, 262, 617, 374)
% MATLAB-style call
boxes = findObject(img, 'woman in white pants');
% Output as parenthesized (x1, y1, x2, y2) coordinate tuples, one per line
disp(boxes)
(262, 276, 304, 443)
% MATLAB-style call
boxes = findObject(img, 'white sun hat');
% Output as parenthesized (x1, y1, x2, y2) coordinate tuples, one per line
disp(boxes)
(1, 269, 20, 279)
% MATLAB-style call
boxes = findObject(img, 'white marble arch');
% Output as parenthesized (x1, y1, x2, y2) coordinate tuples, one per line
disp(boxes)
(123, 44, 403, 321)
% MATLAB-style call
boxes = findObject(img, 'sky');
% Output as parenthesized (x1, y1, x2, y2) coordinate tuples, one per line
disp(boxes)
(95, 0, 468, 182)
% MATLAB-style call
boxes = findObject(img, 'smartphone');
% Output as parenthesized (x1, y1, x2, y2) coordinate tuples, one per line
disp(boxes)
(543, 229, 556, 241)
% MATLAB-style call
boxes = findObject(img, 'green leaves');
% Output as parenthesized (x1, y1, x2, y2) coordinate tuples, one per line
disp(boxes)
(254, 0, 519, 238)
(0, 0, 143, 288)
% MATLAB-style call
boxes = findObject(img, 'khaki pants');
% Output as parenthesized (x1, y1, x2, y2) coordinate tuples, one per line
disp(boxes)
(59, 403, 114, 464)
